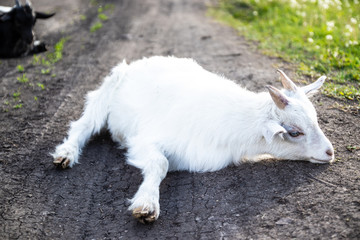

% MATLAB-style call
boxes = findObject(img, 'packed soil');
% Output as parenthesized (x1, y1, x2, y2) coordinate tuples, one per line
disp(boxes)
(1, 0, 359, 239)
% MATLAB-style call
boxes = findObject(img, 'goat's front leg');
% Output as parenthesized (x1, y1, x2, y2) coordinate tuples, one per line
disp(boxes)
(30, 40, 47, 54)
(127, 145, 169, 224)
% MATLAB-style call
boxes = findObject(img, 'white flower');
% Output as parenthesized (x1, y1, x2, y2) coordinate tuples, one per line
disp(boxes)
(308, 38, 314, 43)
(350, 18, 357, 24)
(345, 32, 351, 37)
(326, 21, 335, 31)
(348, 40, 359, 46)
(355, 0, 359, 4)
(319, 0, 342, 9)
(326, 35, 333, 41)
(290, 0, 299, 8)
(309, 31, 314, 36)
(253, 11, 258, 16)
(296, 11, 306, 17)
(321, 2, 329, 9)
(345, 24, 353, 33)
(334, 0, 342, 6)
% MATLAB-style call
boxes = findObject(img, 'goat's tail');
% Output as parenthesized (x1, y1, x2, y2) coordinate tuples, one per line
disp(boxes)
(52, 61, 128, 167)
(82, 60, 128, 135)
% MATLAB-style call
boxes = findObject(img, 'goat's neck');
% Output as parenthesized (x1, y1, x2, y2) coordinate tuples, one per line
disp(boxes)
(229, 91, 278, 161)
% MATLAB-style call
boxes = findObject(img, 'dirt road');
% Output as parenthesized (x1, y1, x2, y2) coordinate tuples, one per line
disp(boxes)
(1, 0, 359, 239)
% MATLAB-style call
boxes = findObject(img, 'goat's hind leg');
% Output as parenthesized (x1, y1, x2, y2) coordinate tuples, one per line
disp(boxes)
(52, 93, 106, 168)
(52, 114, 95, 168)
(127, 143, 169, 223)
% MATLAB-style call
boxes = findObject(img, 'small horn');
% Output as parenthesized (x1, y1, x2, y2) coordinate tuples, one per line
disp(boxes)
(26, 0, 32, 6)
(266, 85, 289, 110)
(15, 0, 21, 7)
(35, 11, 55, 19)
(277, 69, 297, 91)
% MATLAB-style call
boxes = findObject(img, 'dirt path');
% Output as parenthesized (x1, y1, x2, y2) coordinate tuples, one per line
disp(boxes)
(1, 0, 359, 239)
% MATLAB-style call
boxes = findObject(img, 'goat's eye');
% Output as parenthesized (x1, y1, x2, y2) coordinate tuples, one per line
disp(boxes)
(288, 131, 303, 137)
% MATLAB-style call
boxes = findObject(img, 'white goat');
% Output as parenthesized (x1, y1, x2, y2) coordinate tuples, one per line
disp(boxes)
(52, 56, 334, 223)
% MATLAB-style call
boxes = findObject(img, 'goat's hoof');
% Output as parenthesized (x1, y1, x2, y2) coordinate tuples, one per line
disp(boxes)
(132, 207, 157, 224)
(53, 157, 70, 169)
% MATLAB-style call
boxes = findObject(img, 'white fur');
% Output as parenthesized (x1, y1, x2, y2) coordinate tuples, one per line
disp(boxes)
(0, 6, 12, 13)
(52, 56, 334, 221)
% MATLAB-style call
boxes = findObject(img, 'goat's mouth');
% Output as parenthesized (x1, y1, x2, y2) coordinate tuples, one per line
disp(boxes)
(309, 157, 333, 164)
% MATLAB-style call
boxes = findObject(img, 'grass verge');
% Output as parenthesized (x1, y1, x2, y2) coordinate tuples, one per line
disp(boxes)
(210, 0, 360, 102)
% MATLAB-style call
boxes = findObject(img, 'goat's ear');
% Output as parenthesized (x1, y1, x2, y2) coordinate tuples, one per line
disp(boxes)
(262, 121, 286, 144)
(277, 69, 297, 92)
(266, 85, 289, 109)
(302, 76, 326, 96)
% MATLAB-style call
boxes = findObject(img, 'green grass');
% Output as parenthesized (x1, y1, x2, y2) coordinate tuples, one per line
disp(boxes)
(17, 74, 29, 83)
(17, 65, 25, 73)
(41, 68, 51, 75)
(88, 3, 115, 33)
(37, 83, 45, 90)
(13, 103, 23, 109)
(13, 91, 21, 99)
(98, 4, 115, 13)
(47, 37, 68, 64)
(32, 54, 41, 65)
(32, 37, 68, 67)
(211, 0, 360, 101)
(5, 38, 67, 112)
(98, 13, 109, 21)
(90, 22, 103, 32)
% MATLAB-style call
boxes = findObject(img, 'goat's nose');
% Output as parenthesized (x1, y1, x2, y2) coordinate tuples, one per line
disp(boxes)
(326, 149, 334, 157)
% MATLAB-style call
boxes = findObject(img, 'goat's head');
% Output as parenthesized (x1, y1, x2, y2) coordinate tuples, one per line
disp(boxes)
(0, 0, 55, 44)
(262, 70, 334, 164)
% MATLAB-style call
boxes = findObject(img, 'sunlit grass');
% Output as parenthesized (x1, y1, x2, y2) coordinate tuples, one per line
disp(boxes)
(211, 0, 360, 101)
(32, 37, 68, 66)
(47, 37, 68, 64)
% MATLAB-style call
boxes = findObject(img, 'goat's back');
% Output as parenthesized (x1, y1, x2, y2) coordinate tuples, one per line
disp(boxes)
(106, 56, 260, 171)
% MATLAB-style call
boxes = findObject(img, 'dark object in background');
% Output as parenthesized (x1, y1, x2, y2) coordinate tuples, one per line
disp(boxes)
(0, 0, 55, 58)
